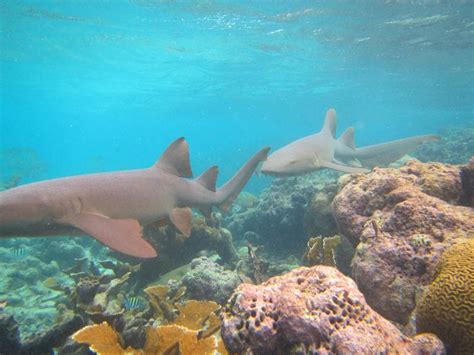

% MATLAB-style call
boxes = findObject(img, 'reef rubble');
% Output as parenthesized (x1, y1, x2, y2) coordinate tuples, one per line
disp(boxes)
(332, 159, 474, 326)
(220, 265, 444, 354)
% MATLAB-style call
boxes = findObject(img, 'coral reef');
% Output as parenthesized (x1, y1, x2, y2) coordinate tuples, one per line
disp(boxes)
(221, 265, 444, 354)
(332, 160, 474, 325)
(223, 171, 340, 255)
(0, 312, 84, 354)
(417, 239, 474, 354)
(125, 216, 239, 286)
(0, 314, 21, 354)
(302, 235, 341, 267)
(182, 257, 241, 305)
(72, 298, 226, 354)
(460, 156, 474, 206)
(414, 125, 474, 165)
(0, 242, 75, 340)
(72, 322, 142, 354)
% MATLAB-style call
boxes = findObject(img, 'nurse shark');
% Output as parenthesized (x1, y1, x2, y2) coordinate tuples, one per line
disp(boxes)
(261, 108, 439, 177)
(0, 138, 269, 258)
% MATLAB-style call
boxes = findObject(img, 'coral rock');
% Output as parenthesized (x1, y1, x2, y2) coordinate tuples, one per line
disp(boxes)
(182, 257, 241, 305)
(417, 239, 474, 354)
(221, 266, 444, 354)
(332, 160, 474, 324)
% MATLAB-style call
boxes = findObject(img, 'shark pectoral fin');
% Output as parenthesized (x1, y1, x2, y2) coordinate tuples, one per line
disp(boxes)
(63, 213, 157, 258)
(321, 160, 370, 174)
(169, 207, 193, 236)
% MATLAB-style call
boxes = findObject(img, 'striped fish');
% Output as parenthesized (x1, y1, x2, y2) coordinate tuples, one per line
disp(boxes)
(12, 247, 27, 258)
(123, 296, 141, 311)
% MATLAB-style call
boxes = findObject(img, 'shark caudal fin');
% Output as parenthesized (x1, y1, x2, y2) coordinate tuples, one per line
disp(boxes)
(216, 147, 270, 212)
(354, 134, 440, 168)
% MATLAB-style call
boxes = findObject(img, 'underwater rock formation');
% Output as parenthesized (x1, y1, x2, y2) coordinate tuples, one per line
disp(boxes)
(332, 159, 474, 325)
(460, 156, 474, 206)
(417, 239, 474, 354)
(221, 265, 444, 354)
(223, 171, 339, 254)
(0, 242, 75, 340)
(414, 125, 474, 165)
(182, 257, 241, 305)
(125, 216, 239, 286)
(0, 314, 21, 354)
(0, 312, 84, 355)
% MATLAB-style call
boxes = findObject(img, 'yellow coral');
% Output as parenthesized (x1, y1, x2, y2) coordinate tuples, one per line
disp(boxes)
(72, 322, 141, 354)
(144, 284, 185, 321)
(174, 300, 220, 330)
(144, 324, 223, 354)
(303, 235, 341, 267)
(416, 239, 474, 354)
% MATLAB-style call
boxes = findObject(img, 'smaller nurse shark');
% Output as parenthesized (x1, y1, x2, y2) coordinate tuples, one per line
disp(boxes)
(0, 138, 269, 258)
(261, 108, 439, 177)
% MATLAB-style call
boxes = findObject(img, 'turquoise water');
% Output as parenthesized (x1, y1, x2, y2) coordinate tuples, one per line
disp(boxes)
(1, 1, 473, 191)
(0, 2, 473, 351)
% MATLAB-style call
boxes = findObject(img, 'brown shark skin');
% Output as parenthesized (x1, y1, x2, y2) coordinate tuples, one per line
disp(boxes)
(0, 139, 270, 258)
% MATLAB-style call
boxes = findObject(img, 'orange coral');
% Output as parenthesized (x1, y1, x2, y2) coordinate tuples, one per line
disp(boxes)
(144, 284, 185, 321)
(72, 322, 141, 355)
(174, 300, 220, 330)
(144, 324, 222, 354)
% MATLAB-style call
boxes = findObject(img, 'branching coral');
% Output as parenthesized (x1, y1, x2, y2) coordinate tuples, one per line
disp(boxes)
(416, 239, 474, 354)
(72, 322, 141, 354)
(72, 298, 226, 354)
(144, 324, 224, 354)
(144, 284, 185, 321)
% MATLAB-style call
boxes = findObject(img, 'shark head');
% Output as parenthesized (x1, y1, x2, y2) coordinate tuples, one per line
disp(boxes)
(260, 136, 323, 177)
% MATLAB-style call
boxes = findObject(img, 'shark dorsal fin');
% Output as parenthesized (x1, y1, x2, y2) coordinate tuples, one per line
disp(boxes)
(321, 108, 337, 138)
(155, 137, 193, 177)
(338, 127, 356, 149)
(196, 166, 218, 192)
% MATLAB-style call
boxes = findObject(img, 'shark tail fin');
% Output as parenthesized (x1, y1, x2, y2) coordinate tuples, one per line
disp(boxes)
(355, 134, 440, 168)
(338, 127, 356, 149)
(154, 137, 193, 177)
(216, 147, 270, 212)
(196, 166, 218, 192)
(321, 108, 337, 138)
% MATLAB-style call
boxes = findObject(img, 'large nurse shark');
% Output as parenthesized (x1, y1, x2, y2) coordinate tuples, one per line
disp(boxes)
(0, 138, 269, 258)
(261, 108, 439, 177)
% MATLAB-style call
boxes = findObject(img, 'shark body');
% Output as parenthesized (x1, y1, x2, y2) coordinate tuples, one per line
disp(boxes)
(261, 108, 439, 177)
(0, 138, 269, 258)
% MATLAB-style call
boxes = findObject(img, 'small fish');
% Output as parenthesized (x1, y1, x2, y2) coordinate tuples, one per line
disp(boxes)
(12, 247, 27, 258)
(123, 296, 141, 311)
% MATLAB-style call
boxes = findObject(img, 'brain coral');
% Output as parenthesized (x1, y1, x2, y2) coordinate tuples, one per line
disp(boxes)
(416, 239, 474, 354)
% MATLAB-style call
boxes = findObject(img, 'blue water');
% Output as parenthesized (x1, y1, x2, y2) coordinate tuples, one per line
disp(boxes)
(1, 1, 473, 191)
